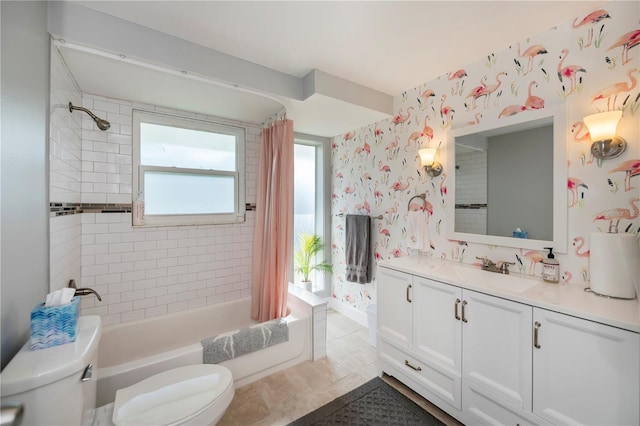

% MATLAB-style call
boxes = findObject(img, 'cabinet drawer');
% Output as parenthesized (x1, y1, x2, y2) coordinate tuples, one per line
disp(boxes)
(379, 338, 461, 409)
(463, 382, 546, 426)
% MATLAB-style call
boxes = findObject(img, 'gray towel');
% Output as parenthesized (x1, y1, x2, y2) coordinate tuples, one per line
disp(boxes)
(201, 318, 289, 364)
(345, 214, 371, 284)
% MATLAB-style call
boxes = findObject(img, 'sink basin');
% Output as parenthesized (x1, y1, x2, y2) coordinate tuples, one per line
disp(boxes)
(452, 266, 538, 294)
(484, 272, 538, 293)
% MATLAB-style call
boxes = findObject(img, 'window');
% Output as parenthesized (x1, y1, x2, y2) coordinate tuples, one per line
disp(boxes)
(133, 110, 245, 226)
(292, 135, 331, 296)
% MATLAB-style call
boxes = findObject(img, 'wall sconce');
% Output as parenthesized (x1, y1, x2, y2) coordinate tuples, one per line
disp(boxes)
(419, 147, 443, 177)
(583, 111, 626, 160)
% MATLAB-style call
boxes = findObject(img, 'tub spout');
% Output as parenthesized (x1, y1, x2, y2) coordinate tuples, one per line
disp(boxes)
(68, 279, 102, 302)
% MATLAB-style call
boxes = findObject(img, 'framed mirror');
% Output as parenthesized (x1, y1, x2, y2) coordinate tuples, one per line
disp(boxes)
(446, 106, 568, 253)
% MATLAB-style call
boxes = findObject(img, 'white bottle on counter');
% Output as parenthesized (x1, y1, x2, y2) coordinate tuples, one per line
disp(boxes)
(542, 247, 559, 283)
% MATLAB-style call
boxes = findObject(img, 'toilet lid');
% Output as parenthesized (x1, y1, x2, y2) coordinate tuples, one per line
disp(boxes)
(112, 364, 233, 426)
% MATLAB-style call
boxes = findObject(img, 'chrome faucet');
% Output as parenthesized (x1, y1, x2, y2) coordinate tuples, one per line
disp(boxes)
(476, 256, 515, 274)
(68, 279, 102, 302)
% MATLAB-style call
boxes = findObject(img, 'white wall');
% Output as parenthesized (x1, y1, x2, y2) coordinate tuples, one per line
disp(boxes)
(1, 1, 50, 369)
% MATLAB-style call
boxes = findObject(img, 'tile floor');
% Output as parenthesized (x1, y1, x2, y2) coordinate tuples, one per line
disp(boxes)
(218, 309, 461, 425)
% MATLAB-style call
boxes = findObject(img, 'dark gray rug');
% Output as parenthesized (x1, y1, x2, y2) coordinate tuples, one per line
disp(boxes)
(288, 377, 445, 425)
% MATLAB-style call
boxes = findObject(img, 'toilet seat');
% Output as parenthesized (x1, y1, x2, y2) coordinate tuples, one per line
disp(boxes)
(112, 364, 233, 426)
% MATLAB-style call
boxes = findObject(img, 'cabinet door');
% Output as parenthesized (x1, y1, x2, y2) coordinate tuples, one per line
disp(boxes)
(462, 290, 533, 413)
(412, 277, 463, 409)
(533, 308, 640, 425)
(377, 267, 412, 347)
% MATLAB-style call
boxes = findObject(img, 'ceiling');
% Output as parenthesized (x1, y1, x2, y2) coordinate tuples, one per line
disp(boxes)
(61, 1, 608, 137)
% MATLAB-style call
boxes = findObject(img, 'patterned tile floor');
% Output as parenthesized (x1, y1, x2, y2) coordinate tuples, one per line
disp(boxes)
(218, 309, 461, 426)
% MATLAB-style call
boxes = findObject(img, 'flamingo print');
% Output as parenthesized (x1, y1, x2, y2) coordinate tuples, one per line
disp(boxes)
(448, 69, 468, 95)
(344, 131, 355, 141)
(390, 177, 414, 192)
(353, 137, 371, 159)
(607, 25, 640, 65)
(392, 107, 414, 130)
(354, 194, 371, 214)
(440, 173, 448, 198)
(498, 104, 526, 118)
(568, 177, 588, 207)
(593, 197, 639, 232)
(467, 113, 483, 126)
(406, 115, 434, 151)
(524, 81, 545, 110)
(465, 75, 488, 110)
(476, 72, 507, 108)
(592, 68, 639, 111)
(609, 159, 640, 192)
(562, 271, 573, 284)
(572, 237, 590, 258)
(378, 161, 391, 184)
(343, 183, 357, 195)
(571, 121, 590, 142)
(373, 181, 383, 206)
(384, 136, 401, 160)
(517, 42, 548, 75)
(572, 9, 611, 48)
(440, 95, 455, 127)
(557, 49, 586, 96)
(377, 222, 391, 238)
(524, 250, 545, 275)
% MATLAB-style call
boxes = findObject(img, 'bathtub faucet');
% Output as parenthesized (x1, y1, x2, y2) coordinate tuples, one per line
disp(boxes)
(68, 279, 102, 302)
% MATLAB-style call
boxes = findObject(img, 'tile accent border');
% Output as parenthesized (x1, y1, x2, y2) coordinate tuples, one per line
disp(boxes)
(49, 202, 131, 217)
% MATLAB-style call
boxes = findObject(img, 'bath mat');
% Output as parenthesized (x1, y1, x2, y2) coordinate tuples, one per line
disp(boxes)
(288, 377, 444, 425)
(201, 318, 288, 364)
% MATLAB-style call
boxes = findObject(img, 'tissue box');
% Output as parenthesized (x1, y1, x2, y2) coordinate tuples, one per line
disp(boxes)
(513, 231, 528, 239)
(30, 297, 80, 350)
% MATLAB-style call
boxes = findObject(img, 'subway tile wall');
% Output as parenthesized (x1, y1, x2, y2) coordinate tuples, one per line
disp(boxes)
(74, 94, 261, 325)
(79, 212, 256, 325)
(454, 150, 487, 235)
(49, 46, 83, 293)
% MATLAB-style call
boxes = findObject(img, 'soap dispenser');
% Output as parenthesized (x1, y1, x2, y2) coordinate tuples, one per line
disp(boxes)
(542, 247, 560, 283)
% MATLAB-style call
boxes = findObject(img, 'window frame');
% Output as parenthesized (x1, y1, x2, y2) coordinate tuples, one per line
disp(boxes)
(292, 133, 332, 296)
(132, 110, 246, 227)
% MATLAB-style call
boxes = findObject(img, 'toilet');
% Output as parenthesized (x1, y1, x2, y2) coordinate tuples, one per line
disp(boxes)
(0, 316, 234, 426)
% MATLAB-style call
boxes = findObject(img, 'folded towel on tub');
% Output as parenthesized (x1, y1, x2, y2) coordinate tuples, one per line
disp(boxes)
(201, 318, 289, 364)
(345, 214, 372, 284)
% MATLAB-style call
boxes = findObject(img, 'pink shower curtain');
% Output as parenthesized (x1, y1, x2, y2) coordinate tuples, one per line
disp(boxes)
(251, 119, 294, 322)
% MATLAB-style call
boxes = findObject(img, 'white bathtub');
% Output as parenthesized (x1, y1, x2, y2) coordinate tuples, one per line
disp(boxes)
(96, 294, 312, 406)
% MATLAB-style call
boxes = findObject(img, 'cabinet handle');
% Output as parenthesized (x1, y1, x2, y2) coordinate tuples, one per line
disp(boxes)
(534, 321, 541, 349)
(454, 298, 461, 320)
(406, 284, 412, 303)
(461, 300, 468, 323)
(405, 359, 422, 372)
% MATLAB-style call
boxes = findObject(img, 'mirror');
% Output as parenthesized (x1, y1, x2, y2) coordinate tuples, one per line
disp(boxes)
(446, 106, 568, 253)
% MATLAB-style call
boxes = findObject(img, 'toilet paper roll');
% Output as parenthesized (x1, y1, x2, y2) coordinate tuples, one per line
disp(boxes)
(590, 232, 640, 299)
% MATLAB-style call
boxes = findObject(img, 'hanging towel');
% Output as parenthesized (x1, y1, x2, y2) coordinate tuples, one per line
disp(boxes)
(407, 209, 430, 251)
(345, 214, 372, 284)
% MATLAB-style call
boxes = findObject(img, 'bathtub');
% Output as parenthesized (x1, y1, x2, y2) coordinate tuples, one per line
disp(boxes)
(96, 294, 312, 406)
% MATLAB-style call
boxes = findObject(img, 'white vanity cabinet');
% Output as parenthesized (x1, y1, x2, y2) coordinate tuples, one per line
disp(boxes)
(532, 308, 640, 425)
(377, 266, 534, 421)
(377, 261, 640, 426)
(461, 290, 534, 424)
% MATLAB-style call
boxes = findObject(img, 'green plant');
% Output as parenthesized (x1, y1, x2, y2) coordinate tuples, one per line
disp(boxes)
(294, 233, 333, 282)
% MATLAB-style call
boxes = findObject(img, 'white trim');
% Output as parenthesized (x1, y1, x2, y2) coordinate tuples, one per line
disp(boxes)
(327, 298, 368, 328)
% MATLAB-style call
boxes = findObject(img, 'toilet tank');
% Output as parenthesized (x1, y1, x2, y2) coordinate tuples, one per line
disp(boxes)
(1, 316, 102, 426)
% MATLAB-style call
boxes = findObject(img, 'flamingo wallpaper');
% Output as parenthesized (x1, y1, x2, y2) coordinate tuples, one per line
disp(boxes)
(330, 0, 640, 313)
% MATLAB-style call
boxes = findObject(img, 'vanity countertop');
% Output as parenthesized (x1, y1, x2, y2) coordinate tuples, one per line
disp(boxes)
(378, 256, 640, 333)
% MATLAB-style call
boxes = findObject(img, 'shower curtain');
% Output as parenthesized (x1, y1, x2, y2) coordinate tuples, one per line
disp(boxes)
(251, 119, 294, 322)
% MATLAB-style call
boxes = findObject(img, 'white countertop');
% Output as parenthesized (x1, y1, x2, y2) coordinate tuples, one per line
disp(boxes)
(378, 256, 640, 333)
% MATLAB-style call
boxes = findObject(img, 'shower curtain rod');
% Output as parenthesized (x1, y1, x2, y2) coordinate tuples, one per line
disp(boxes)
(336, 213, 383, 220)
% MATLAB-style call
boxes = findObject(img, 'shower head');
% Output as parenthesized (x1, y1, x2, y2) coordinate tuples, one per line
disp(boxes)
(68, 102, 111, 131)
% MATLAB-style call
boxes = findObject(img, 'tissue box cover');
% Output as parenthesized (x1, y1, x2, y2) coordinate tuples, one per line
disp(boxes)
(30, 297, 80, 350)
